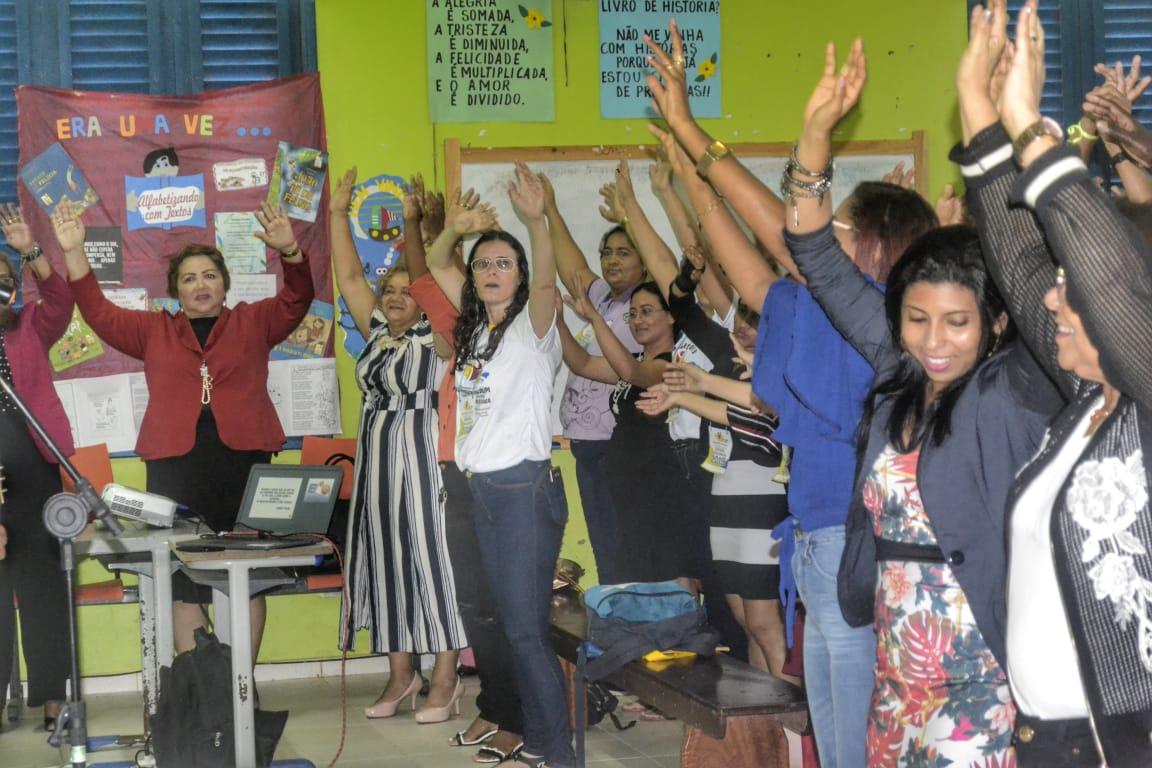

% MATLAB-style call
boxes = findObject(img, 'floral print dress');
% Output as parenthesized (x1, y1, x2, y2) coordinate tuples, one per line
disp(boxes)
(864, 445, 1016, 768)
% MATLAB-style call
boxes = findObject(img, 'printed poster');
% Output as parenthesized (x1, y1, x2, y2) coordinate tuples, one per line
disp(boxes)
(599, 1, 721, 118)
(125, 173, 207, 231)
(82, 226, 123, 284)
(427, 0, 555, 122)
(272, 300, 334, 360)
(214, 211, 267, 273)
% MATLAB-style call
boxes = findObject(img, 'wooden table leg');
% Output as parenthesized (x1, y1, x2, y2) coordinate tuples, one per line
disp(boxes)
(680, 714, 790, 768)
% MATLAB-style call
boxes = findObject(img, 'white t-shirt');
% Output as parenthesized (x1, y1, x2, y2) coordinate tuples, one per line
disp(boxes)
(1007, 397, 1101, 719)
(454, 309, 562, 474)
(668, 333, 713, 441)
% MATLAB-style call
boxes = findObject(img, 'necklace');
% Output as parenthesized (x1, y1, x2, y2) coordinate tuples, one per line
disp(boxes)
(1086, 397, 1118, 436)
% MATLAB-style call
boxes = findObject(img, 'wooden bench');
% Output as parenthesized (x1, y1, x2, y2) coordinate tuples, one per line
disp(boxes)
(550, 598, 808, 768)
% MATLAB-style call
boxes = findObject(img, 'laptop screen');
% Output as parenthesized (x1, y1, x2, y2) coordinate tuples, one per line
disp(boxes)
(233, 464, 343, 535)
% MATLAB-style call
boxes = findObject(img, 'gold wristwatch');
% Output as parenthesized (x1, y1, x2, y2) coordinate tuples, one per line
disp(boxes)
(1012, 117, 1063, 161)
(695, 140, 731, 180)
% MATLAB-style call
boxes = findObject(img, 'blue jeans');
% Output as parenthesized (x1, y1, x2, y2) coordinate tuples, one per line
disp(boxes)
(792, 525, 875, 768)
(569, 439, 621, 584)
(469, 460, 575, 768)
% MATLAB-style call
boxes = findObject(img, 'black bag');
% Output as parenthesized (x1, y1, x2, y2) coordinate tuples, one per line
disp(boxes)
(585, 680, 635, 731)
(150, 628, 288, 768)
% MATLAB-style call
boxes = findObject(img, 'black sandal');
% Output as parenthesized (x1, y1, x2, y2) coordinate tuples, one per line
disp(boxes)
(449, 725, 498, 747)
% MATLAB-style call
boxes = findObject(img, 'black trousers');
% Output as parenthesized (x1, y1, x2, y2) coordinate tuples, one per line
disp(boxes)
(441, 462, 524, 734)
(1014, 712, 1099, 767)
(0, 410, 70, 707)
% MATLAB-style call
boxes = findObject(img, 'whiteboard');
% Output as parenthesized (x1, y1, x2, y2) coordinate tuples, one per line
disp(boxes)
(448, 135, 926, 436)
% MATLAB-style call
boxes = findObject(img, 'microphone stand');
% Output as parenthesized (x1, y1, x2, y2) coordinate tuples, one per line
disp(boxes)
(0, 376, 123, 768)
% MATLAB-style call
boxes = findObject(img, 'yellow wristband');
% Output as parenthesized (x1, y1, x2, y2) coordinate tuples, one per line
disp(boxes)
(1067, 123, 1099, 145)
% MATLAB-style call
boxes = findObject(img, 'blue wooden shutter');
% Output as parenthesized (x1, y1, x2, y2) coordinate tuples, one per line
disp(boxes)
(66, 0, 160, 93)
(199, 0, 316, 91)
(1100, 0, 1152, 129)
(0, 0, 18, 204)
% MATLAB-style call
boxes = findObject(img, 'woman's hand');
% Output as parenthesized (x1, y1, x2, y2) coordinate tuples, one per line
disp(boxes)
(637, 383, 679, 416)
(0, 204, 34, 254)
(935, 183, 967, 226)
(802, 38, 867, 138)
(730, 333, 754, 379)
(644, 19, 694, 132)
(649, 150, 674, 197)
(509, 161, 545, 224)
(538, 172, 558, 213)
(882, 161, 915, 190)
(999, 1, 1046, 138)
(562, 271, 597, 323)
(1098, 115, 1152, 169)
(50, 201, 86, 253)
(648, 123, 697, 182)
(330, 167, 356, 216)
(613, 160, 637, 203)
(1095, 55, 1152, 105)
(421, 188, 446, 242)
(254, 201, 299, 255)
(598, 181, 627, 224)
(956, 1, 1009, 106)
(0, 524, 7, 560)
(663, 361, 705, 394)
(403, 173, 425, 223)
(446, 188, 497, 236)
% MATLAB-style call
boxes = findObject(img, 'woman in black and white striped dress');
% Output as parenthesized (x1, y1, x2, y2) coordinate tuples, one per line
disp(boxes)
(331, 171, 467, 724)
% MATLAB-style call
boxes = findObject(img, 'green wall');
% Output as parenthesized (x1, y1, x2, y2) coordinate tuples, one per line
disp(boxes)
(68, 0, 968, 677)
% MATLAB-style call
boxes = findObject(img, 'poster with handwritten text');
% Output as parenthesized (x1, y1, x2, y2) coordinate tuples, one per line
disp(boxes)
(427, 0, 555, 122)
(599, 0, 721, 119)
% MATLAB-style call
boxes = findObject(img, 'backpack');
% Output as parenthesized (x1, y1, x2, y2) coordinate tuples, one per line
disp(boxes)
(150, 628, 288, 767)
(577, 581, 720, 681)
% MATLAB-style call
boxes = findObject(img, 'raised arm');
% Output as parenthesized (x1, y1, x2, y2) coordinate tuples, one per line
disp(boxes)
(556, 299, 617, 384)
(250, 201, 315, 344)
(1001, 1, 1152, 408)
(539, 172, 598, 296)
(637, 384, 729, 425)
(607, 161, 678, 300)
(567, 272, 667, 388)
(1083, 83, 1152, 202)
(508, 162, 558, 338)
(427, 189, 496, 309)
(664, 361, 754, 409)
(650, 124, 784, 310)
(329, 167, 377, 338)
(0, 204, 72, 343)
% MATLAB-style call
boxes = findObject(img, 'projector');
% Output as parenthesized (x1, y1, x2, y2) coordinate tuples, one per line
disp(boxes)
(101, 484, 178, 528)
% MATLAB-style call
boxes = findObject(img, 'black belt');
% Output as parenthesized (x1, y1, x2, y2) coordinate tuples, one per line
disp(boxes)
(874, 537, 945, 563)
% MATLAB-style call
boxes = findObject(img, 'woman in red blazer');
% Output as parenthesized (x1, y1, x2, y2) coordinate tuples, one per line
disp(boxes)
(0, 204, 75, 731)
(53, 201, 314, 657)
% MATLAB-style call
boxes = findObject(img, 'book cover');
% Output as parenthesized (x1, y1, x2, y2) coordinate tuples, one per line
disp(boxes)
(19, 142, 100, 214)
(271, 300, 334, 360)
(267, 142, 328, 223)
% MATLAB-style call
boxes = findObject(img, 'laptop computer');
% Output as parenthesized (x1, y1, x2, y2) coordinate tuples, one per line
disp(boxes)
(176, 463, 344, 553)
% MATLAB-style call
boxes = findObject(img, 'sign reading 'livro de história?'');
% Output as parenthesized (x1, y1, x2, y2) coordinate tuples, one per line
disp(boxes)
(427, 0, 555, 122)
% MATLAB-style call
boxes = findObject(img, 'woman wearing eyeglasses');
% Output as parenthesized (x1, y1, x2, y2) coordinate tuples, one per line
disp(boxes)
(559, 276, 698, 590)
(0, 204, 73, 731)
(425, 164, 572, 768)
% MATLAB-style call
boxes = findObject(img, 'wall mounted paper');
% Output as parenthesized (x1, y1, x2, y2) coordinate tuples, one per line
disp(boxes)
(125, 173, 207, 230)
(267, 142, 327, 222)
(83, 226, 123, 284)
(214, 211, 267, 273)
(213, 157, 269, 191)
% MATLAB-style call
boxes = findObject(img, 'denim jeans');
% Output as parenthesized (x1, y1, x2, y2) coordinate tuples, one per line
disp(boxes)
(792, 524, 876, 768)
(569, 439, 621, 584)
(442, 462, 523, 734)
(469, 460, 575, 767)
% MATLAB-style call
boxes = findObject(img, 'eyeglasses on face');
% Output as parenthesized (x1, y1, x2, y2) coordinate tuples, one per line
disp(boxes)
(624, 305, 666, 323)
(470, 257, 517, 273)
(599, 247, 634, 260)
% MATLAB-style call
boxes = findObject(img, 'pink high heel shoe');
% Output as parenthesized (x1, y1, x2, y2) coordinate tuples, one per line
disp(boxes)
(364, 674, 423, 719)
(414, 677, 464, 724)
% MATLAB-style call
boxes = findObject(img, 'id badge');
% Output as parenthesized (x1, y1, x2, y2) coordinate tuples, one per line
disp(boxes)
(772, 444, 792, 484)
(701, 425, 732, 475)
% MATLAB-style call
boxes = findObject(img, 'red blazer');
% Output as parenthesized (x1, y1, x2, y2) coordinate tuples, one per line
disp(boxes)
(70, 259, 314, 460)
(3, 270, 75, 462)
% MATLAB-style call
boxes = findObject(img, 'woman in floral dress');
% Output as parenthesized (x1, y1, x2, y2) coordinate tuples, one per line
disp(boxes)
(774, 37, 1063, 765)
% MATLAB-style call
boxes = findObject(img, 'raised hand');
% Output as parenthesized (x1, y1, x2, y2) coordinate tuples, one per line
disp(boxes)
(648, 123, 696, 181)
(644, 19, 694, 130)
(0, 204, 34, 253)
(421, 189, 446, 242)
(508, 161, 545, 223)
(935, 183, 968, 226)
(562, 271, 597, 323)
(50, 201, 86, 253)
(1085, 82, 1136, 127)
(956, 1, 1009, 102)
(330, 167, 356, 216)
(802, 38, 867, 136)
(999, 1, 1046, 138)
(636, 383, 677, 416)
(254, 201, 298, 254)
(649, 150, 674, 196)
(613, 159, 637, 203)
(1098, 116, 1152, 169)
(1096, 55, 1152, 105)
(538, 172, 558, 212)
(447, 188, 497, 236)
(598, 181, 627, 224)
(402, 173, 425, 222)
(882, 161, 915, 189)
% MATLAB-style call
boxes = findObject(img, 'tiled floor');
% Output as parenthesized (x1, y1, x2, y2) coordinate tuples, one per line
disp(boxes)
(0, 673, 682, 768)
